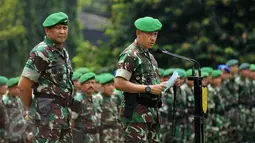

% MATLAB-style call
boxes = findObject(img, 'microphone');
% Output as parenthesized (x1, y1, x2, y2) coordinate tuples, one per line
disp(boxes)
(189, 58, 201, 77)
(158, 48, 204, 143)
(159, 48, 196, 76)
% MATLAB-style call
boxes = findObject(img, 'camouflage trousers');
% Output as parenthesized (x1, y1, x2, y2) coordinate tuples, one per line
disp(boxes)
(121, 122, 160, 143)
(72, 129, 99, 143)
(159, 118, 171, 143)
(0, 137, 8, 143)
(100, 128, 120, 143)
(32, 127, 72, 143)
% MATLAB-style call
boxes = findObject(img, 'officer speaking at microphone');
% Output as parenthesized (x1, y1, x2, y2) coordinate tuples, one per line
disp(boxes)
(114, 16, 180, 143)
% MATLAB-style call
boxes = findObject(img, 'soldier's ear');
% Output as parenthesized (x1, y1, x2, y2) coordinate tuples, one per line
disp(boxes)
(136, 30, 140, 37)
(45, 28, 49, 36)
(45, 28, 52, 36)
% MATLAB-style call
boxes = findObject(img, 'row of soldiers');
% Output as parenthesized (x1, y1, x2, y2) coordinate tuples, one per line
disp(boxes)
(71, 68, 123, 143)
(0, 76, 30, 143)
(0, 58, 254, 143)
(0, 67, 124, 143)
(158, 59, 255, 142)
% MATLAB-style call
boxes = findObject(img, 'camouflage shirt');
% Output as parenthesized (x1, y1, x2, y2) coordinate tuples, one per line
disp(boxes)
(99, 94, 119, 125)
(223, 77, 239, 106)
(183, 84, 194, 114)
(116, 39, 160, 85)
(2, 93, 26, 140)
(22, 37, 73, 130)
(73, 92, 100, 130)
(99, 93, 121, 142)
(208, 86, 225, 115)
(0, 98, 7, 139)
(22, 36, 74, 98)
(236, 77, 253, 105)
(116, 39, 160, 123)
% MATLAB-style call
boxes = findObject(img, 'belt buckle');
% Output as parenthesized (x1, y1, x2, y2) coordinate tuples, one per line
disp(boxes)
(151, 97, 158, 100)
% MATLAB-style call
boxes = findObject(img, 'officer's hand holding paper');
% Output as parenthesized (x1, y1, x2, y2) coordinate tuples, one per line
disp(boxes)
(163, 71, 179, 94)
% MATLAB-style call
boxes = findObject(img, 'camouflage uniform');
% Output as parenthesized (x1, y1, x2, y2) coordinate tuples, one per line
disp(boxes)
(162, 85, 187, 143)
(159, 89, 173, 142)
(248, 78, 255, 142)
(237, 76, 253, 141)
(223, 77, 239, 141)
(183, 83, 194, 142)
(116, 39, 161, 142)
(72, 92, 100, 143)
(207, 85, 230, 142)
(113, 89, 124, 112)
(0, 98, 7, 143)
(92, 92, 102, 111)
(21, 37, 74, 143)
(2, 93, 26, 143)
(98, 93, 121, 143)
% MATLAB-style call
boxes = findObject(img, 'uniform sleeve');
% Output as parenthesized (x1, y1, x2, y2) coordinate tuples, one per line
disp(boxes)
(74, 93, 83, 102)
(21, 50, 49, 82)
(115, 53, 137, 81)
(72, 93, 83, 119)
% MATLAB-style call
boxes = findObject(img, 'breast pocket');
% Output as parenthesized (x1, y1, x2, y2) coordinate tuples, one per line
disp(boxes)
(141, 64, 155, 85)
(51, 65, 67, 85)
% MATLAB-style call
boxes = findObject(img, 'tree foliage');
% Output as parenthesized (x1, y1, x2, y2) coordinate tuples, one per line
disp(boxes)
(104, 0, 255, 69)
(1, 0, 255, 77)
(0, 0, 26, 77)
(0, 0, 86, 77)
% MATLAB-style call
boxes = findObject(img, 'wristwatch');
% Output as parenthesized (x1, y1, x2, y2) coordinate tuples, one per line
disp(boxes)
(145, 85, 151, 93)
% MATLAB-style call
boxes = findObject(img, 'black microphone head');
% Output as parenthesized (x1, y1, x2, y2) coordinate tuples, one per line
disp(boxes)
(155, 48, 163, 53)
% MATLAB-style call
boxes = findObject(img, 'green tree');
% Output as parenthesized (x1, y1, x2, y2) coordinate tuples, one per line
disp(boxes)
(0, 0, 26, 77)
(105, 0, 255, 69)
(0, 0, 86, 77)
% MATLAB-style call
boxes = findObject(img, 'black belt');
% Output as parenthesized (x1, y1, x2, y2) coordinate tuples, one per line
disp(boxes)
(137, 97, 162, 108)
(34, 92, 71, 107)
(75, 127, 99, 134)
(86, 128, 99, 134)
(101, 124, 116, 129)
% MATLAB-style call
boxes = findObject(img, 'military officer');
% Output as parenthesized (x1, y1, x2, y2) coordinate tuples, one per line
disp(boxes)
(18, 12, 81, 143)
(114, 16, 169, 142)
(4, 77, 26, 143)
(97, 73, 121, 143)
(72, 72, 100, 143)
(0, 76, 8, 143)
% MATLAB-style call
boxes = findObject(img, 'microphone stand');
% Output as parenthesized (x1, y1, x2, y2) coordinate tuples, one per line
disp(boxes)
(171, 85, 177, 143)
(160, 49, 205, 143)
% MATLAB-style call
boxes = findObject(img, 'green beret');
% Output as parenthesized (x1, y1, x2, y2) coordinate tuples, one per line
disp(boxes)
(239, 63, 250, 70)
(201, 72, 209, 78)
(0, 76, 8, 86)
(79, 72, 95, 84)
(211, 70, 222, 78)
(175, 68, 186, 78)
(250, 64, 255, 71)
(99, 73, 115, 85)
(95, 74, 101, 83)
(7, 77, 20, 88)
(226, 59, 239, 67)
(201, 67, 213, 74)
(158, 68, 165, 77)
(185, 69, 198, 77)
(134, 16, 162, 32)
(163, 68, 174, 77)
(72, 72, 82, 81)
(75, 67, 89, 74)
(43, 12, 68, 27)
